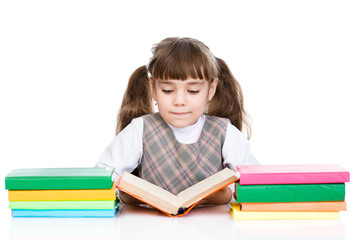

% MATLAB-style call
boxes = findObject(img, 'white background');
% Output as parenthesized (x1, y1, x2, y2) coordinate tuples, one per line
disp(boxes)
(0, 1, 353, 239)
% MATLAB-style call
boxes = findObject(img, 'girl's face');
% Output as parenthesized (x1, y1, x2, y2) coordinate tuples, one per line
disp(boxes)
(150, 78, 218, 128)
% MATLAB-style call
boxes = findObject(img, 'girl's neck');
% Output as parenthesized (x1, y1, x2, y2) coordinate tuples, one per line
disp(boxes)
(165, 115, 206, 144)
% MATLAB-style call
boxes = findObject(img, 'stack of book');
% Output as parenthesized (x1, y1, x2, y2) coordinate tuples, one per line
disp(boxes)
(5, 168, 118, 217)
(231, 164, 350, 220)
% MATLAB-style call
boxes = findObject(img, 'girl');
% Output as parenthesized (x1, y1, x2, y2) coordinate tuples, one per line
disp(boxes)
(96, 37, 258, 206)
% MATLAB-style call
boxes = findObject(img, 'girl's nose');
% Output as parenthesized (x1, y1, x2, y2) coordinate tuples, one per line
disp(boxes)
(173, 91, 186, 106)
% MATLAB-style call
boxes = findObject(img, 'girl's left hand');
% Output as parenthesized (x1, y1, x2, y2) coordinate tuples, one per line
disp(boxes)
(197, 187, 232, 206)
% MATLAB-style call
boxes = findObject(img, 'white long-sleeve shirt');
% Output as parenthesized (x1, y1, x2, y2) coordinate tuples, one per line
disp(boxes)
(95, 114, 259, 180)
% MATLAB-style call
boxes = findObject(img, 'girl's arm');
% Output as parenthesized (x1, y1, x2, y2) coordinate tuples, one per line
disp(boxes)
(222, 122, 259, 202)
(197, 187, 232, 206)
(95, 118, 144, 180)
(119, 191, 143, 204)
(222, 122, 259, 173)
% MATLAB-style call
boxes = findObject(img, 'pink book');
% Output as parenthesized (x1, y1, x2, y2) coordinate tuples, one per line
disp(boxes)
(237, 164, 350, 185)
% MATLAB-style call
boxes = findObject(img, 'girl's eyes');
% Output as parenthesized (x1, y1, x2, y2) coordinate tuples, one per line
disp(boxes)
(162, 89, 173, 93)
(188, 90, 200, 94)
(161, 90, 200, 94)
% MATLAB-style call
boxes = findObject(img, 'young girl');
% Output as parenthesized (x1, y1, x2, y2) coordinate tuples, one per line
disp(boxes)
(96, 37, 258, 206)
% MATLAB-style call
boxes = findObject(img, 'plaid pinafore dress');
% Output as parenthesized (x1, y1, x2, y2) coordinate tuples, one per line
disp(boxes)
(139, 113, 228, 195)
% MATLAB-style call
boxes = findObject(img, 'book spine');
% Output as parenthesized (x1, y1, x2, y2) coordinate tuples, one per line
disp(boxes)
(8, 188, 116, 201)
(5, 177, 113, 190)
(239, 201, 347, 212)
(235, 183, 345, 203)
(12, 209, 118, 217)
(231, 209, 340, 220)
(9, 200, 117, 210)
(239, 172, 350, 185)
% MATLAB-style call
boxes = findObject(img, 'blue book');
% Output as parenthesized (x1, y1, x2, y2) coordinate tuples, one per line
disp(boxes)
(12, 209, 118, 218)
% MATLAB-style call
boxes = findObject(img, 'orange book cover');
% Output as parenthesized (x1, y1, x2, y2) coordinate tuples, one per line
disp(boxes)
(231, 203, 340, 220)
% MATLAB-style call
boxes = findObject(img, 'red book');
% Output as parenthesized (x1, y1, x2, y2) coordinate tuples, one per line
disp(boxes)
(237, 164, 350, 185)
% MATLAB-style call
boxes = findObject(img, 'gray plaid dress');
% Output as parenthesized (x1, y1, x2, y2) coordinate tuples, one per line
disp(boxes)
(139, 113, 228, 195)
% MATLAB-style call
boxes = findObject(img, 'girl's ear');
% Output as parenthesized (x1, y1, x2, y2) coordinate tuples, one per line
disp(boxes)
(208, 78, 218, 101)
(149, 78, 157, 101)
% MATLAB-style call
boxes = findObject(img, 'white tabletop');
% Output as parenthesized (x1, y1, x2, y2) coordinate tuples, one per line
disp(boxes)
(4, 187, 353, 240)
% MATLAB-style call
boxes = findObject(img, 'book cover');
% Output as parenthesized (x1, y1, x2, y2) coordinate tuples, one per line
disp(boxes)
(230, 203, 339, 220)
(8, 186, 117, 201)
(11, 209, 118, 217)
(235, 182, 345, 203)
(239, 201, 347, 212)
(9, 200, 117, 210)
(237, 164, 350, 185)
(5, 167, 114, 190)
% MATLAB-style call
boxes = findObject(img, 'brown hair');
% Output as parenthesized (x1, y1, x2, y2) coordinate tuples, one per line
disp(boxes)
(115, 65, 153, 134)
(116, 37, 251, 139)
(209, 58, 251, 138)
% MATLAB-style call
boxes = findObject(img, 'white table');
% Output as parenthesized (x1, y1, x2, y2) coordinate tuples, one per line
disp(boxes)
(6, 198, 353, 240)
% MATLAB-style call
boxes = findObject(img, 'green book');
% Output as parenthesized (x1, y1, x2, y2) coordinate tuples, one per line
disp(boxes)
(235, 182, 345, 203)
(9, 200, 117, 210)
(5, 168, 114, 190)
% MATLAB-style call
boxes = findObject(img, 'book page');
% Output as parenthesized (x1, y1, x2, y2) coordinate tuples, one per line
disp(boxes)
(118, 172, 180, 215)
(176, 168, 237, 208)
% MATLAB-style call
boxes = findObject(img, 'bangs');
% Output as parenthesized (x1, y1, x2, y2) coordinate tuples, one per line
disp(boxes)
(148, 38, 219, 81)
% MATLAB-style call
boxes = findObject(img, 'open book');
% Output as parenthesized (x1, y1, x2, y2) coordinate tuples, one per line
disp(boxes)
(117, 168, 238, 217)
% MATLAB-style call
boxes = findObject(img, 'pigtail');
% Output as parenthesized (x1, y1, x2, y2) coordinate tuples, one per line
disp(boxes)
(116, 65, 153, 134)
(208, 58, 252, 139)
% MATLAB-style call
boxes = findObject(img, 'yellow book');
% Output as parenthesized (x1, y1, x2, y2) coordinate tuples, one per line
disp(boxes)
(230, 203, 339, 220)
(8, 186, 116, 201)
